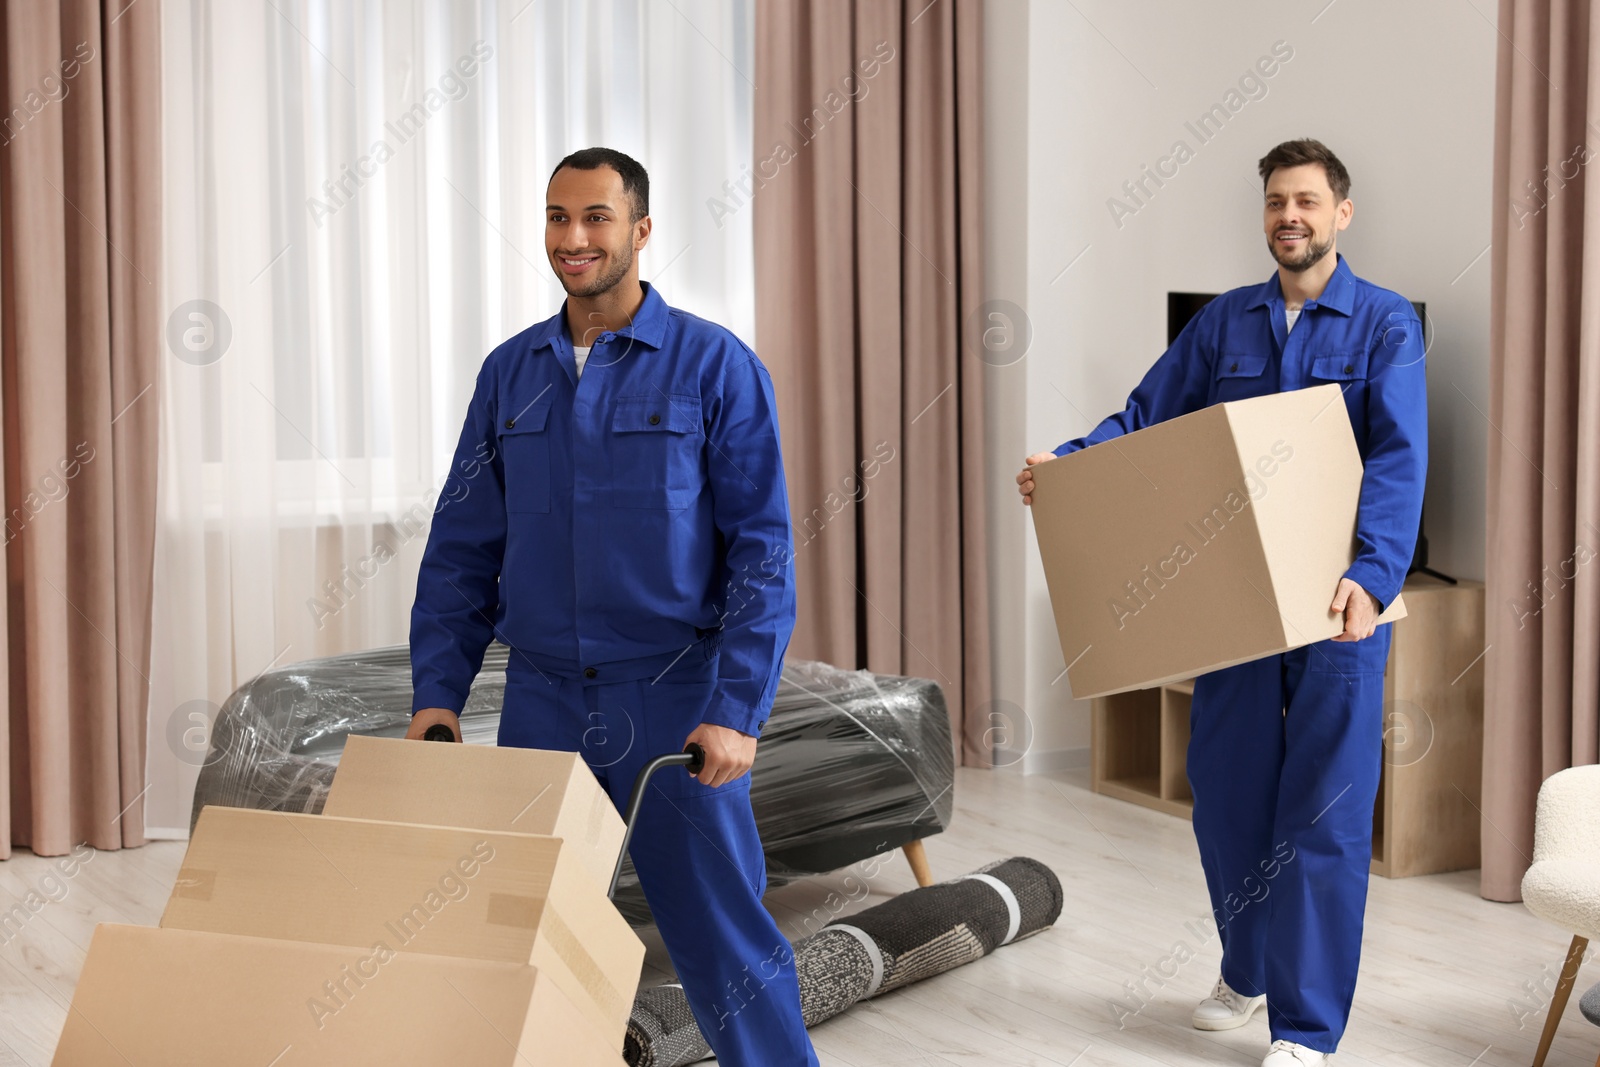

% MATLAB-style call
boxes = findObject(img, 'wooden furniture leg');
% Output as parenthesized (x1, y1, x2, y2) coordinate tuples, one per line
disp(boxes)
(902, 839, 934, 887)
(1533, 934, 1589, 1067)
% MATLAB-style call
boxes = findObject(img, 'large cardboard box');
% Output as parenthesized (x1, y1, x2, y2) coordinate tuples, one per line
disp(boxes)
(53, 924, 625, 1066)
(1031, 384, 1406, 698)
(324, 735, 624, 897)
(161, 806, 644, 1050)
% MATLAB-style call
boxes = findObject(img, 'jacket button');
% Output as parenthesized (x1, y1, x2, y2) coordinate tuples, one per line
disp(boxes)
(1343, 364, 1353, 374)
(1230, 362, 1238, 372)
(504, 419, 515, 429)
(584, 667, 597, 679)
(649, 413, 661, 425)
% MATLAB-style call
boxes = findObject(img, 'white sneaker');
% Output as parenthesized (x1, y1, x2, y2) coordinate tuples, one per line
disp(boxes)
(1191, 975, 1266, 1030)
(1262, 1040, 1328, 1065)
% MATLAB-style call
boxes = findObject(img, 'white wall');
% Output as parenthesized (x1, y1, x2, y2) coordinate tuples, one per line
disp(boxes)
(985, 0, 1497, 772)
(983, 0, 1033, 770)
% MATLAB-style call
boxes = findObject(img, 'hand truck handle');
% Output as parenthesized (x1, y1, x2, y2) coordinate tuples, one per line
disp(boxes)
(609, 744, 706, 900)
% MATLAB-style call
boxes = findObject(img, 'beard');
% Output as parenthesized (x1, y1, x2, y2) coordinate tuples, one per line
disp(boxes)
(555, 241, 635, 298)
(1268, 226, 1335, 273)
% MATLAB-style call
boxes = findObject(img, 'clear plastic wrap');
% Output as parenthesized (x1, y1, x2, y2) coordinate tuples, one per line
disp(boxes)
(192, 644, 956, 920)
(747, 660, 955, 878)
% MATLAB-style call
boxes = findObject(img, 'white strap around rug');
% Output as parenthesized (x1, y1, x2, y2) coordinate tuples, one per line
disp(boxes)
(959, 873, 1021, 946)
(827, 923, 886, 997)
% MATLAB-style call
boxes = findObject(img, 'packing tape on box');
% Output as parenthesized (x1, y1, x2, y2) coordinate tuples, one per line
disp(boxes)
(542, 905, 627, 1023)
(586, 789, 610, 844)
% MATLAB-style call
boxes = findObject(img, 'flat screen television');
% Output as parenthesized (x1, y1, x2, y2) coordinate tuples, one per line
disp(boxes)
(1164, 291, 1449, 583)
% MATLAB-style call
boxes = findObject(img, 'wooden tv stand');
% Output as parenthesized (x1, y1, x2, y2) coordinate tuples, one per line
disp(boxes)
(1089, 575, 1485, 878)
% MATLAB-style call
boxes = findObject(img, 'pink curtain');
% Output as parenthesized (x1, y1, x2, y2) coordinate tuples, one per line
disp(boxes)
(0, 0, 161, 857)
(754, 0, 993, 766)
(1481, 0, 1600, 900)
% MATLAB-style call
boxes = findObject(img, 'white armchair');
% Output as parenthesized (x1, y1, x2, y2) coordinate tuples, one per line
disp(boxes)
(1522, 765, 1600, 1067)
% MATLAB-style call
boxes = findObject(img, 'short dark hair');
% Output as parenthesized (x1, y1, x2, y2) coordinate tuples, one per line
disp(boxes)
(549, 147, 649, 222)
(1258, 139, 1351, 202)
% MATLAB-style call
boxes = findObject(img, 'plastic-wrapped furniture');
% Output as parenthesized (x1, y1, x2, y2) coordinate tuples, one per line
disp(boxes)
(1522, 765, 1600, 1067)
(191, 644, 956, 921)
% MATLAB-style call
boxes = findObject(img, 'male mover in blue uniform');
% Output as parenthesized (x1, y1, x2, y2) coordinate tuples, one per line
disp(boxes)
(408, 147, 819, 1067)
(1018, 139, 1426, 1067)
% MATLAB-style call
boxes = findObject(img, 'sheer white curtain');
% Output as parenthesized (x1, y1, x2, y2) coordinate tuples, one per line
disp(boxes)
(149, 0, 754, 835)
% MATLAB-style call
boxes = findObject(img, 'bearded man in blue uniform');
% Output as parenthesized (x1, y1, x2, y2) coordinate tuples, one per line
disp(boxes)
(407, 147, 818, 1066)
(1017, 139, 1427, 1067)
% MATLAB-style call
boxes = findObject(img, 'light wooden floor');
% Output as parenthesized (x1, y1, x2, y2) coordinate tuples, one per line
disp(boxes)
(3, 766, 1598, 1066)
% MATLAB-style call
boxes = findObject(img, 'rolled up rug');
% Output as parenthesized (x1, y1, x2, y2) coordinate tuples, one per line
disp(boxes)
(624, 856, 1063, 1067)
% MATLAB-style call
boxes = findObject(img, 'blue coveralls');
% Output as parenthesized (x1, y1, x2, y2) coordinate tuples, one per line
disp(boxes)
(1053, 256, 1427, 1052)
(410, 283, 819, 1066)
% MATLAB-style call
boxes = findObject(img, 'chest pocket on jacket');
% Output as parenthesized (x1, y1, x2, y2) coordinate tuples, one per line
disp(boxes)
(1310, 350, 1370, 382)
(611, 393, 702, 509)
(496, 401, 551, 514)
(1212, 352, 1269, 403)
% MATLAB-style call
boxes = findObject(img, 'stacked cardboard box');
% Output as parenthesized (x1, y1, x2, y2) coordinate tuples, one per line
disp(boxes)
(323, 734, 625, 893)
(56, 925, 623, 1065)
(54, 738, 641, 1065)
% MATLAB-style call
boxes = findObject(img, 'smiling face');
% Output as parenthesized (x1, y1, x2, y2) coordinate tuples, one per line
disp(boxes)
(1262, 163, 1351, 273)
(545, 165, 650, 298)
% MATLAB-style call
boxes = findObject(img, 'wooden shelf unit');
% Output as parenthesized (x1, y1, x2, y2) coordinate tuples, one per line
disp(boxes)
(1089, 576, 1486, 878)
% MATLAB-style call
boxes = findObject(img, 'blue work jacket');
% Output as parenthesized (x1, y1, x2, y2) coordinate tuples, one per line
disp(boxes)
(1053, 255, 1427, 610)
(410, 283, 796, 737)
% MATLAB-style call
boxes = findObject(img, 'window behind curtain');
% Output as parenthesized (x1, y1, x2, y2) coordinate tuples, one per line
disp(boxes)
(148, 0, 755, 835)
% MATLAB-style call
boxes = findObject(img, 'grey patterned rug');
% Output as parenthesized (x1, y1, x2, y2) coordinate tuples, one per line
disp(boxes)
(623, 856, 1064, 1066)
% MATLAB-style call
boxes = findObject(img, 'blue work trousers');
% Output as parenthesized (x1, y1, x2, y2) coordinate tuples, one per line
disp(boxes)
(498, 647, 818, 1067)
(1188, 626, 1392, 1054)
